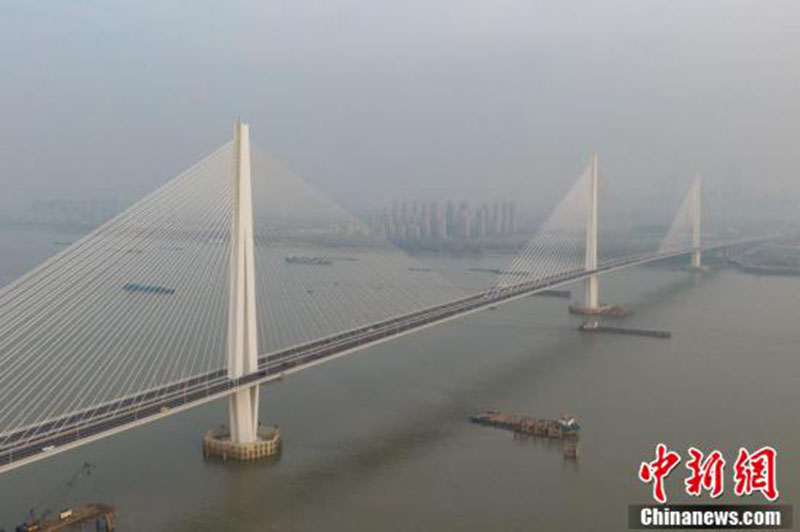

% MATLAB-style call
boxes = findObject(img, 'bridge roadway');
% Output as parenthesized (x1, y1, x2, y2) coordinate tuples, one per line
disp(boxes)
(0, 241, 760, 473)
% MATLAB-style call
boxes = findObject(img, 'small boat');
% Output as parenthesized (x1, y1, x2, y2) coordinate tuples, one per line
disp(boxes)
(579, 320, 600, 331)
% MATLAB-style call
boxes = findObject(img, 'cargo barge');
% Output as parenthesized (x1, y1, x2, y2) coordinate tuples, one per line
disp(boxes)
(468, 268, 529, 277)
(534, 289, 571, 298)
(121, 283, 175, 295)
(470, 411, 580, 440)
(284, 255, 332, 266)
(568, 303, 629, 317)
(15, 503, 115, 531)
(578, 320, 671, 338)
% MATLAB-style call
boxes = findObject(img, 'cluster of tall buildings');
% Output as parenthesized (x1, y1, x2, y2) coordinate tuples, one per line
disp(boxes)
(374, 200, 517, 240)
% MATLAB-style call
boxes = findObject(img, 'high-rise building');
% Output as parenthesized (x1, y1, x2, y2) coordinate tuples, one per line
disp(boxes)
(432, 201, 446, 239)
(408, 223, 421, 240)
(383, 207, 396, 238)
(474, 205, 486, 237)
(446, 201, 456, 236)
(383, 198, 515, 240)
(458, 201, 471, 238)
(421, 202, 432, 240)
(391, 200, 401, 238)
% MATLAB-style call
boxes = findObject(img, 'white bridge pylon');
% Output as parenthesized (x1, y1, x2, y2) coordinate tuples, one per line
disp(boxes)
(584, 153, 599, 309)
(492, 152, 607, 298)
(227, 120, 260, 443)
(690, 176, 702, 269)
(658, 173, 703, 269)
(496, 155, 706, 308)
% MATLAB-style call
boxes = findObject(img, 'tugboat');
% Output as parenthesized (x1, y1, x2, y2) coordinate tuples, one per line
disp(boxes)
(556, 414, 581, 432)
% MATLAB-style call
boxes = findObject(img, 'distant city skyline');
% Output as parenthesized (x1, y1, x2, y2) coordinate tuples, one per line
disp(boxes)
(2, 1, 799, 230)
(370, 199, 518, 241)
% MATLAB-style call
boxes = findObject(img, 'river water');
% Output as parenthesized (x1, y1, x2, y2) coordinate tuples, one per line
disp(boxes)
(0, 226, 797, 531)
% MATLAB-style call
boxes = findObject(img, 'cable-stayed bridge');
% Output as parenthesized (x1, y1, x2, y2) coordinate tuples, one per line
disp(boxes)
(0, 122, 765, 474)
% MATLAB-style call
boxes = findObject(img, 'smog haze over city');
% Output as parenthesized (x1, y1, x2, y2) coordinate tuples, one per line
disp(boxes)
(1, 0, 799, 225)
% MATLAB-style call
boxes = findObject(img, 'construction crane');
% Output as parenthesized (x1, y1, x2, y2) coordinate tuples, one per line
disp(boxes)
(16, 462, 95, 531)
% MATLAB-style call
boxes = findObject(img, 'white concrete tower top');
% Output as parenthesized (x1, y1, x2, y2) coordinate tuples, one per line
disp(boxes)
(585, 152, 599, 272)
(228, 120, 258, 379)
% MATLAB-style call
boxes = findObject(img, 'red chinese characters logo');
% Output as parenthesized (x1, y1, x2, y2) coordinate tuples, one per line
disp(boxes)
(638, 444, 780, 503)
(684, 447, 725, 498)
(638, 443, 682, 503)
(733, 446, 779, 501)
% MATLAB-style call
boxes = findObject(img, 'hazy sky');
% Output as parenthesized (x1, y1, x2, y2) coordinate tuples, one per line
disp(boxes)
(1, 0, 798, 223)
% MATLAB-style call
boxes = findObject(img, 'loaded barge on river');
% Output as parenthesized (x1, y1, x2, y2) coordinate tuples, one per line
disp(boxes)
(470, 411, 581, 459)
(568, 303, 629, 317)
(578, 320, 671, 338)
(470, 411, 580, 439)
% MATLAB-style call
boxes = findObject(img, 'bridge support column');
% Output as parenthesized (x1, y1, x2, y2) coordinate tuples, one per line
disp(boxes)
(584, 153, 599, 309)
(568, 153, 629, 317)
(204, 120, 280, 461)
(689, 175, 704, 271)
(227, 120, 259, 444)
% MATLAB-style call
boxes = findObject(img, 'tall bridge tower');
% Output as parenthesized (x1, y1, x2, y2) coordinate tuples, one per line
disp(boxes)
(584, 153, 599, 309)
(227, 120, 260, 443)
(690, 175, 702, 270)
(567, 152, 630, 317)
(203, 121, 280, 460)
